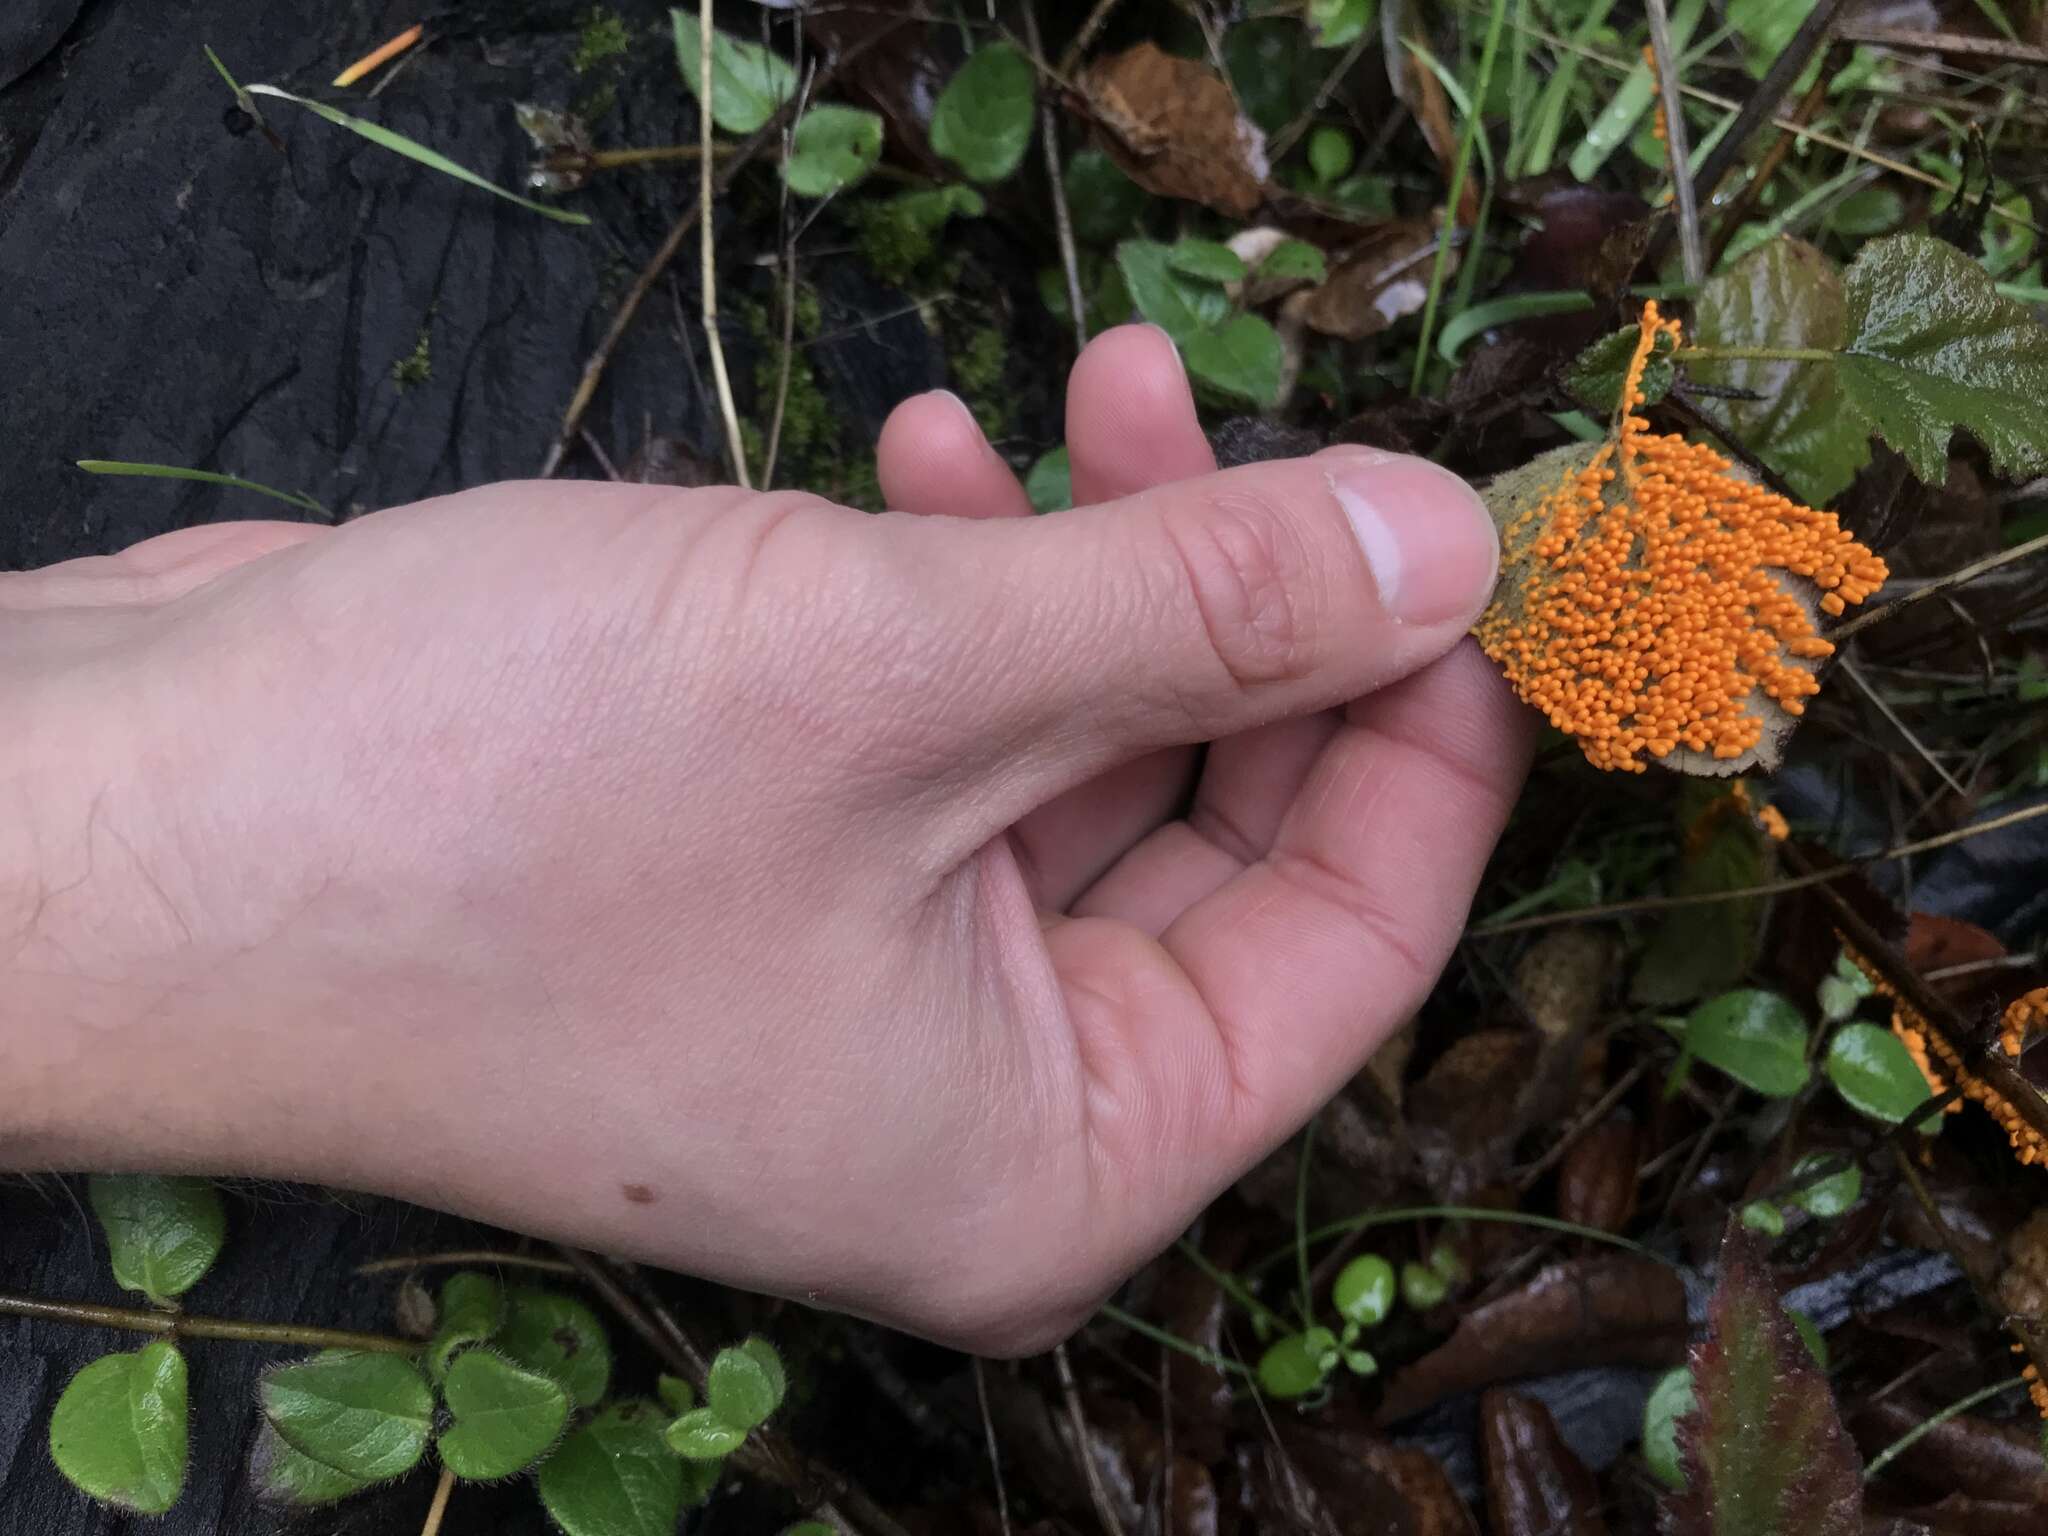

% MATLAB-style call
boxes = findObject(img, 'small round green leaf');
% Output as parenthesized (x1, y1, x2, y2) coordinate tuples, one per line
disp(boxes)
(496, 1286, 612, 1408)
(1307, 126, 1354, 184)
(1642, 1365, 1695, 1489)
(1401, 1260, 1449, 1310)
(671, 11, 796, 135)
(1116, 239, 1230, 344)
(1256, 1328, 1338, 1399)
(259, 1350, 433, 1484)
(538, 1400, 685, 1536)
(1167, 238, 1247, 284)
(665, 1406, 747, 1460)
(706, 1337, 785, 1430)
(657, 1373, 695, 1415)
(1825, 1021, 1942, 1129)
(1026, 446, 1071, 513)
(1684, 989, 1812, 1097)
(1332, 1254, 1397, 1329)
(426, 1270, 505, 1380)
(1257, 239, 1329, 286)
(49, 1341, 187, 1515)
(1783, 1152, 1862, 1218)
(1739, 1199, 1785, 1236)
(1307, 0, 1375, 49)
(785, 105, 884, 198)
(1185, 314, 1286, 407)
(1343, 1348, 1379, 1377)
(438, 1349, 571, 1481)
(930, 43, 1036, 183)
(87, 1174, 226, 1305)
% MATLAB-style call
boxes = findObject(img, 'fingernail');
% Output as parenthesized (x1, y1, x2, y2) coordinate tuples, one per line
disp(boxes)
(1326, 451, 1499, 625)
(929, 389, 979, 428)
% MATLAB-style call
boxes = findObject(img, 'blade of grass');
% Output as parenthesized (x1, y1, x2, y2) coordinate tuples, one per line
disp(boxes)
(76, 460, 328, 517)
(245, 84, 590, 225)
(1566, 0, 1705, 183)
(202, 44, 255, 116)
(1521, 0, 1619, 176)
(1095, 1304, 1253, 1377)
(1406, 40, 1500, 367)
(1246, 1204, 1660, 1278)
(1862, 1374, 2029, 1480)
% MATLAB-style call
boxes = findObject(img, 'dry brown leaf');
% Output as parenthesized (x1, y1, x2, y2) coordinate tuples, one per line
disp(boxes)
(1288, 219, 1441, 341)
(1080, 43, 1268, 217)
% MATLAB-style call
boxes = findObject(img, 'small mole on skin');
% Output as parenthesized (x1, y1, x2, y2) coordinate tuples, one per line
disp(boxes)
(621, 1183, 658, 1205)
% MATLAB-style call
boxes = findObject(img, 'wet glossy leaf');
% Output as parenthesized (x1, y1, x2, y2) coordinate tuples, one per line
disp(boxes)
(1308, 0, 1375, 49)
(1333, 1255, 1397, 1328)
(1739, 1199, 1785, 1236)
(1690, 238, 1870, 505)
(665, 1407, 746, 1460)
(1568, 325, 1675, 415)
(496, 1286, 612, 1408)
(1784, 1152, 1862, 1218)
(671, 10, 795, 135)
(1026, 446, 1071, 512)
(1825, 1021, 1943, 1130)
(930, 43, 1035, 183)
(1167, 238, 1246, 284)
(438, 1349, 570, 1480)
(1683, 989, 1811, 1097)
(1643, 1365, 1695, 1489)
(1666, 1225, 1861, 1536)
(705, 1337, 785, 1430)
(426, 1270, 504, 1380)
(1257, 1328, 1339, 1398)
(784, 105, 883, 197)
(1117, 239, 1229, 345)
(259, 1350, 433, 1484)
(1837, 233, 2048, 485)
(49, 1341, 187, 1514)
(87, 1175, 227, 1305)
(1257, 239, 1328, 287)
(1186, 314, 1285, 407)
(538, 1400, 685, 1536)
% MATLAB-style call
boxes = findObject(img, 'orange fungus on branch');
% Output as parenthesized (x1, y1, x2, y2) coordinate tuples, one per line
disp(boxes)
(1475, 303, 1889, 773)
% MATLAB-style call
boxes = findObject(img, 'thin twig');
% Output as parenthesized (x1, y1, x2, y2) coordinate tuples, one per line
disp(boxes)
(1025, 2, 1087, 352)
(760, 71, 809, 490)
(1054, 1342, 1127, 1536)
(0, 1291, 417, 1353)
(1829, 530, 2048, 641)
(1270, 29, 1376, 162)
(1862, 1373, 2031, 1480)
(579, 428, 624, 482)
(1644, 0, 1703, 288)
(1686, 0, 1848, 215)
(1838, 24, 2048, 64)
(700, 0, 751, 488)
(354, 1249, 576, 1277)
(418, 1464, 457, 1536)
(1841, 657, 1969, 799)
(1057, 0, 1126, 74)
(972, 1359, 1014, 1536)
(1467, 799, 2048, 937)
(1514, 1059, 1650, 1193)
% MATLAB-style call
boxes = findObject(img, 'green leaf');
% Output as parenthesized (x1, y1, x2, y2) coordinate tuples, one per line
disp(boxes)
(426, 1270, 505, 1381)
(1728, 0, 1815, 75)
(1185, 314, 1286, 407)
(784, 105, 884, 198)
(243, 86, 589, 225)
(1332, 1254, 1396, 1328)
(1063, 148, 1147, 243)
(1783, 1152, 1862, 1218)
(665, 1407, 747, 1460)
(87, 1175, 226, 1305)
(438, 1348, 571, 1480)
(1683, 989, 1812, 1097)
(782, 1525, 838, 1536)
(1167, 238, 1247, 284)
(495, 1286, 612, 1408)
(670, 9, 796, 135)
(249, 1418, 369, 1506)
(1690, 237, 1871, 505)
(1116, 239, 1229, 346)
(1739, 1198, 1785, 1236)
(1026, 446, 1071, 513)
(1307, 126, 1354, 185)
(705, 1337, 785, 1430)
(1835, 232, 2048, 485)
(1789, 1307, 1830, 1368)
(1824, 1021, 1943, 1130)
(76, 459, 329, 517)
(49, 1341, 187, 1515)
(1632, 784, 1767, 1006)
(259, 1350, 433, 1484)
(538, 1400, 686, 1536)
(1643, 1365, 1695, 1489)
(657, 1373, 696, 1415)
(1307, 0, 1375, 49)
(1343, 1347, 1379, 1376)
(929, 42, 1035, 183)
(1257, 239, 1328, 287)
(1256, 1328, 1339, 1398)
(1569, 324, 1676, 415)
(1665, 1225, 1862, 1536)
(1401, 1260, 1449, 1309)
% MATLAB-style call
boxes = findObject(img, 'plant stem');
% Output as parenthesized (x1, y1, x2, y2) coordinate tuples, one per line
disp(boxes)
(1675, 345, 1840, 364)
(353, 1249, 576, 1276)
(418, 1463, 458, 1536)
(1862, 1377, 2028, 1480)
(1095, 1303, 1252, 1377)
(0, 1290, 417, 1354)
(1645, 0, 1703, 286)
(698, 0, 751, 489)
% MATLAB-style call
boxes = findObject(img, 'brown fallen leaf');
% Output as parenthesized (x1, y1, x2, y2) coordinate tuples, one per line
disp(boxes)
(1376, 1255, 1687, 1424)
(1288, 219, 1441, 341)
(1479, 1389, 1609, 1536)
(1556, 1117, 1641, 1235)
(1854, 1396, 2048, 1506)
(1079, 43, 1268, 217)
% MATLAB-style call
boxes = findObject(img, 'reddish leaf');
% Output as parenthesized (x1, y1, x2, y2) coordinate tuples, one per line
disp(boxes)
(1481, 1389, 1609, 1536)
(1663, 1225, 1863, 1536)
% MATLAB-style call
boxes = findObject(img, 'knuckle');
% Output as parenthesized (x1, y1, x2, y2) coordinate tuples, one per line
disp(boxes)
(1161, 492, 1322, 693)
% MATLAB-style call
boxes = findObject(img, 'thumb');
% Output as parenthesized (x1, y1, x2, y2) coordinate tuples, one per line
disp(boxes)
(909, 444, 1500, 807)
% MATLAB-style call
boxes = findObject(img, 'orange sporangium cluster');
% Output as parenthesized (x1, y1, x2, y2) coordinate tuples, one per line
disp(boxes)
(1477, 303, 1889, 772)
(2000, 986, 2048, 1060)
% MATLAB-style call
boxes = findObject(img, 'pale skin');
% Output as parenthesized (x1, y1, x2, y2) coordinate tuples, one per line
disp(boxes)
(0, 326, 1529, 1353)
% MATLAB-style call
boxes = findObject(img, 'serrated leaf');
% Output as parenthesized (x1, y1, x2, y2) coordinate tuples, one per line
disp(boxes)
(1690, 238, 1871, 505)
(1185, 314, 1285, 407)
(538, 1400, 686, 1536)
(87, 1174, 227, 1305)
(1116, 239, 1229, 345)
(1836, 232, 2048, 485)
(1665, 1224, 1861, 1536)
(259, 1350, 433, 1484)
(930, 43, 1035, 183)
(496, 1286, 612, 1408)
(784, 105, 883, 198)
(248, 1419, 368, 1506)
(426, 1270, 504, 1380)
(1167, 238, 1247, 283)
(438, 1349, 570, 1480)
(671, 10, 796, 135)
(1824, 1022, 1944, 1131)
(49, 1341, 187, 1514)
(1569, 326, 1676, 416)
(706, 1337, 785, 1430)
(1683, 989, 1812, 1097)
(665, 1407, 747, 1459)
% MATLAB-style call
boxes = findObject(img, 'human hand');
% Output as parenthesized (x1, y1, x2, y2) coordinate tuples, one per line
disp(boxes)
(0, 326, 1530, 1352)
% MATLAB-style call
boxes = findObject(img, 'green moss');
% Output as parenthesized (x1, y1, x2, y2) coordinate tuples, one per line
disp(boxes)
(391, 327, 432, 391)
(572, 8, 631, 75)
(950, 324, 1009, 440)
(852, 201, 938, 288)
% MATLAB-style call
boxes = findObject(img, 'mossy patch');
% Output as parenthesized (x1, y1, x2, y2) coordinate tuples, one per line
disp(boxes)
(391, 326, 432, 391)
